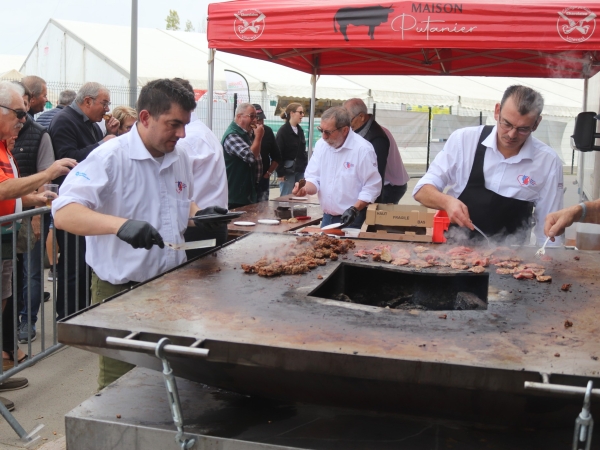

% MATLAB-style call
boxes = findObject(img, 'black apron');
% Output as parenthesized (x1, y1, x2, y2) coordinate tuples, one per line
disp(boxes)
(454, 125, 533, 244)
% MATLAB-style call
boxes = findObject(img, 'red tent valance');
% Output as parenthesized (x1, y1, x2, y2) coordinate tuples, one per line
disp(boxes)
(208, 0, 600, 78)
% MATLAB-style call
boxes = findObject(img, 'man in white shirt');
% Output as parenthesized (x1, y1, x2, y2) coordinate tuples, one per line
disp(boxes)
(53, 78, 226, 389)
(173, 78, 229, 258)
(293, 106, 381, 228)
(413, 85, 563, 245)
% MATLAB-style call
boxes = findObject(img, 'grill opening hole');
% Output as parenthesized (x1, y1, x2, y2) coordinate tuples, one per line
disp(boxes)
(309, 263, 488, 311)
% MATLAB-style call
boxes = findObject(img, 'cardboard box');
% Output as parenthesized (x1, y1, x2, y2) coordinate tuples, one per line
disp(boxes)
(365, 204, 435, 228)
(358, 223, 434, 243)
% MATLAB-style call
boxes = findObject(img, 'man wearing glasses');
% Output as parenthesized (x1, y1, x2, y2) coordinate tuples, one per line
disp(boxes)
(0, 81, 75, 412)
(48, 82, 121, 320)
(413, 85, 563, 245)
(222, 103, 264, 209)
(293, 106, 381, 228)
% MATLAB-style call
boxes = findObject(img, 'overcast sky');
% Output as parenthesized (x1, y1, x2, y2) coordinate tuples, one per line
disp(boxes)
(2, 0, 228, 56)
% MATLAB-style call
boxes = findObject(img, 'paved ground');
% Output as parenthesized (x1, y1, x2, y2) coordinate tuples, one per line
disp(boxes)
(0, 173, 582, 449)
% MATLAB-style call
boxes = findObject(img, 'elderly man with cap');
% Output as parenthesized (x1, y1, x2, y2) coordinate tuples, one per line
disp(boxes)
(253, 103, 281, 202)
(222, 103, 264, 209)
(293, 106, 381, 228)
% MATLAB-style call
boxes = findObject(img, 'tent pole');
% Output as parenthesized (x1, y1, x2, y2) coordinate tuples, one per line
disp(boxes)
(308, 66, 317, 159)
(207, 48, 215, 131)
(578, 78, 588, 202)
(129, 0, 138, 108)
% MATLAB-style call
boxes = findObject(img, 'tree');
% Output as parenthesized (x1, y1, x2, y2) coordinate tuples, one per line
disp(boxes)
(185, 20, 195, 32)
(166, 10, 180, 31)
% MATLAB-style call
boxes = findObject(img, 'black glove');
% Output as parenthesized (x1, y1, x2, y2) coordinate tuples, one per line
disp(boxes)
(117, 220, 164, 250)
(196, 206, 228, 217)
(340, 206, 359, 228)
(194, 206, 229, 230)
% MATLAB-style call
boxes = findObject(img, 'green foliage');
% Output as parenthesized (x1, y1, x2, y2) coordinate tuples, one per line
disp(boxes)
(185, 20, 195, 32)
(166, 10, 180, 31)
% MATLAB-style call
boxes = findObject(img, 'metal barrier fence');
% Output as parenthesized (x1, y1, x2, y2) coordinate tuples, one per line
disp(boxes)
(0, 207, 90, 443)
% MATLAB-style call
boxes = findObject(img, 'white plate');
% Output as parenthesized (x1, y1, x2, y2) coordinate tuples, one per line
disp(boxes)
(258, 219, 280, 225)
(321, 222, 344, 230)
(233, 221, 256, 226)
(290, 197, 307, 200)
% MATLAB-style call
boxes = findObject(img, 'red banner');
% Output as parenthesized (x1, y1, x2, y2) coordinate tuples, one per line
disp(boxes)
(208, 1, 600, 78)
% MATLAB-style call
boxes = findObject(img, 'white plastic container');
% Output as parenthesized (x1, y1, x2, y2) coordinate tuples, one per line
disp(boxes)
(344, 228, 361, 238)
(576, 222, 600, 250)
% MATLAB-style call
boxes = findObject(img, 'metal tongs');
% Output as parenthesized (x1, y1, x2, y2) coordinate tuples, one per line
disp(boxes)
(535, 236, 551, 257)
(472, 223, 492, 248)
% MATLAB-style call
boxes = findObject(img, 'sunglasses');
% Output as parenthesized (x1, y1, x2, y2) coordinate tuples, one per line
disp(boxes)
(0, 105, 27, 120)
(294, 110, 305, 115)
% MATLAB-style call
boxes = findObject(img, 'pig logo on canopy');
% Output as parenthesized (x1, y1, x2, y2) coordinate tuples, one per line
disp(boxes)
(234, 9, 266, 41)
(557, 7, 596, 43)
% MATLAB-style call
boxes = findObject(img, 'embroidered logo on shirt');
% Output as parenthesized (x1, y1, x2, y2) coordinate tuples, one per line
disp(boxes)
(175, 181, 187, 193)
(75, 171, 90, 180)
(517, 175, 536, 187)
(344, 162, 354, 169)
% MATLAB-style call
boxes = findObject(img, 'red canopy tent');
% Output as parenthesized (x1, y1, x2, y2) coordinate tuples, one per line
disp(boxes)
(207, 0, 600, 79)
(207, 0, 600, 184)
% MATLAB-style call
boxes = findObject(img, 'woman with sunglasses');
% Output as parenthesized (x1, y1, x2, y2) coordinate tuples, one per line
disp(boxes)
(275, 102, 307, 196)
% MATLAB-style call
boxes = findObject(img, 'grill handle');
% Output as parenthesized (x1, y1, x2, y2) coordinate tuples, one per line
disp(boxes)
(106, 336, 209, 358)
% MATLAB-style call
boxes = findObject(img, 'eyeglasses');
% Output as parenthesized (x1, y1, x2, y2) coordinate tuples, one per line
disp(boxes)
(351, 113, 363, 123)
(91, 98, 111, 108)
(0, 105, 27, 120)
(242, 114, 257, 119)
(498, 118, 535, 136)
(317, 126, 343, 137)
(294, 110, 305, 115)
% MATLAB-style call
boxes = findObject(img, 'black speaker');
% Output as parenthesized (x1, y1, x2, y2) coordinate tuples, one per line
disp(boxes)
(572, 112, 600, 152)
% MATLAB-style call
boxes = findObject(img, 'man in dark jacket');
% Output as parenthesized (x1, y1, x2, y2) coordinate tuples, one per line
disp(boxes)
(252, 104, 281, 202)
(344, 98, 388, 202)
(222, 103, 264, 209)
(36, 89, 76, 129)
(48, 82, 120, 319)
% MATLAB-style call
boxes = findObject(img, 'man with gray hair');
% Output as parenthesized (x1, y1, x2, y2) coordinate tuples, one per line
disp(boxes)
(293, 106, 381, 228)
(344, 98, 411, 204)
(0, 81, 75, 411)
(343, 98, 388, 202)
(413, 85, 564, 245)
(36, 89, 76, 128)
(21, 75, 48, 118)
(222, 103, 264, 209)
(48, 82, 120, 320)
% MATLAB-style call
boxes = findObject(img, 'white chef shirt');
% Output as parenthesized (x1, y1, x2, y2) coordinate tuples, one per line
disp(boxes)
(413, 125, 564, 245)
(305, 129, 382, 216)
(52, 124, 195, 284)
(178, 113, 228, 209)
(382, 126, 409, 187)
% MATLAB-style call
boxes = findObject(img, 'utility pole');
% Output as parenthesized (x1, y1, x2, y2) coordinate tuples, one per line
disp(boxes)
(129, 0, 138, 108)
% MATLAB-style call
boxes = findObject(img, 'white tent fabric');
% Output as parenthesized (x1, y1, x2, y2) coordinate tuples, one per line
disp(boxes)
(20, 19, 584, 117)
(0, 55, 25, 75)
